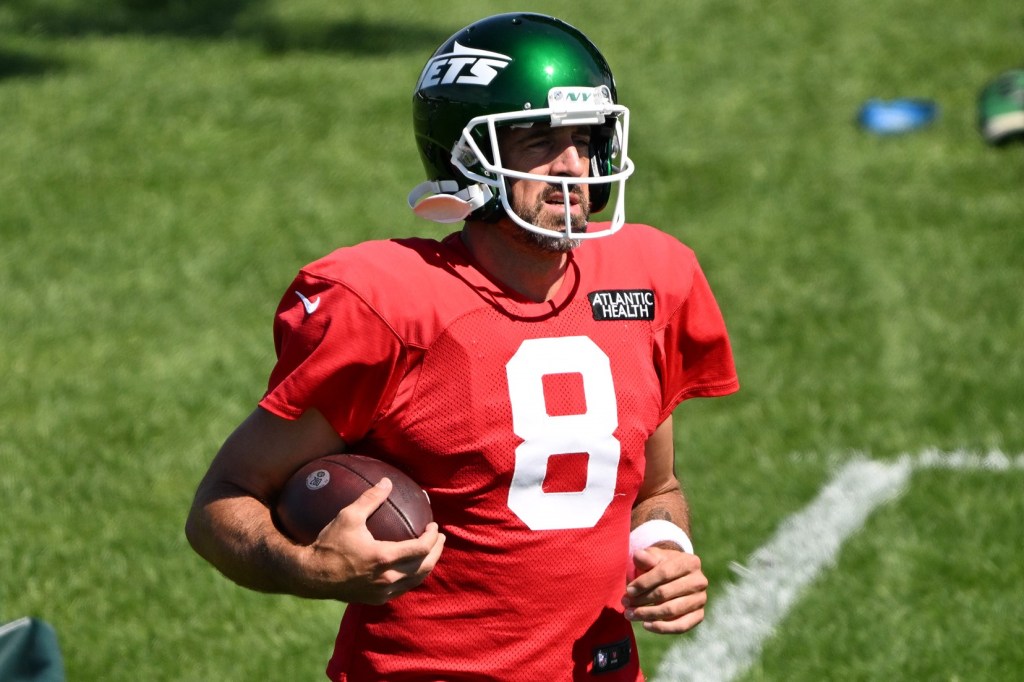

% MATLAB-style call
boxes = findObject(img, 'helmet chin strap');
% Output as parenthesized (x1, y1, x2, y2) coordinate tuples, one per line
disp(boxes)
(408, 181, 493, 224)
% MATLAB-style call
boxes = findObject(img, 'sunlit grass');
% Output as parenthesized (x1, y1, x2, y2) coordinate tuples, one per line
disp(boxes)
(2, 1, 1022, 679)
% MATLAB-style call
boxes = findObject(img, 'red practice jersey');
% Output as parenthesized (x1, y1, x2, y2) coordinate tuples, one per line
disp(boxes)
(259, 223, 739, 681)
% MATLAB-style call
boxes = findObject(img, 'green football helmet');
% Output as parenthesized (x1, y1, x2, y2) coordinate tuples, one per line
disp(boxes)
(408, 13, 634, 239)
(978, 69, 1024, 145)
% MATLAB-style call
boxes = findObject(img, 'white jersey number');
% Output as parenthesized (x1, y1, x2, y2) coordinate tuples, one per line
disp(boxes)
(505, 336, 620, 530)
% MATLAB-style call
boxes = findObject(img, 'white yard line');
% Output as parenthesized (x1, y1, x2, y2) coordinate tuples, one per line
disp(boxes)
(904, 448, 1024, 472)
(652, 451, 1024, 682)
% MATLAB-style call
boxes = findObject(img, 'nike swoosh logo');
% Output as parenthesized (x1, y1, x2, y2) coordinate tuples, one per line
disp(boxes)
(295, 291, 321, 315)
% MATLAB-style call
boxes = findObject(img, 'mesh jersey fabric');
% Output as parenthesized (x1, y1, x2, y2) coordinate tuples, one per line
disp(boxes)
(258, 223, 739, 681)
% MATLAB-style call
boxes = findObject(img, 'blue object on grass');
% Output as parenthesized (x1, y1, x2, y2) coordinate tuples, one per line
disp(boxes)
(857, 99, 937, 134)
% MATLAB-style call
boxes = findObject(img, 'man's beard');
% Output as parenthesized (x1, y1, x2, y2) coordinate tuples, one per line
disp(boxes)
(507, 184, 590, 253)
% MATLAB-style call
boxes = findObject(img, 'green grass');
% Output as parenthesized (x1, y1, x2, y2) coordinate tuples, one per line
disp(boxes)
(745, 469, 1024, 681)
(1, 0, 1022, 679)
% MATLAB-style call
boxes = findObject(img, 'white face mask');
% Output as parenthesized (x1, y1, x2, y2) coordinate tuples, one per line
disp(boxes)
(408, 86, 634, 239)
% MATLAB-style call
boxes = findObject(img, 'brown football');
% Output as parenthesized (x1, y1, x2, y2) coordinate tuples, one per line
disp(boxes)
(274, 454, 432, 544)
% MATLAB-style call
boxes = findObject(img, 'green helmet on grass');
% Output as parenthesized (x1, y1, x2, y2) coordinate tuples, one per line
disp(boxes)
(978, 69, 1024, 146)
(408, 13, 634, 239)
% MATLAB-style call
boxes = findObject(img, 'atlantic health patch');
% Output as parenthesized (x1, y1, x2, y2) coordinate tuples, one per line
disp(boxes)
(587, 289, 655, 321)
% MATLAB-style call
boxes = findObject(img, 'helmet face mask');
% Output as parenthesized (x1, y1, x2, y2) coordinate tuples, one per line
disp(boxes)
(409, 13, 634, 239)
(452, 88, 631, 239)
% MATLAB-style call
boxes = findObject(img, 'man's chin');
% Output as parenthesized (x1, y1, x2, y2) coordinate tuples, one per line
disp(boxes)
(517, 226, 583, 253)
(505, 200, 590, 252)
(532, 205, 589, 233)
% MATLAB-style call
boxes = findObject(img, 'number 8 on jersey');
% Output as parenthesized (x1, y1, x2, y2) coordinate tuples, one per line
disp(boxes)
(505, 336, 621, 530)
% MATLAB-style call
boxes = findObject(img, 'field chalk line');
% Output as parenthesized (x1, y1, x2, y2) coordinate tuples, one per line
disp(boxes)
(653, 450, 1024, 682)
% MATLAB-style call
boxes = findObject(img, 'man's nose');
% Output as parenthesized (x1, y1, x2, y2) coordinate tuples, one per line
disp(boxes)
(549, 141, 587, 177)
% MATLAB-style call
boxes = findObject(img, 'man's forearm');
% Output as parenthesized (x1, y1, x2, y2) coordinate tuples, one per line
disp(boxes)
(631, 486, 691, 534)
(185, 487, 312, 596)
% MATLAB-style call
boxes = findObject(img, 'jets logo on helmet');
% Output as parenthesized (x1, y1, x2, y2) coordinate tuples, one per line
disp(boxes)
(415, 42, 512, 90)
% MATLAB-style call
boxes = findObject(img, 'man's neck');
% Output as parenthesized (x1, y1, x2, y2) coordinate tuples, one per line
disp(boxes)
(461, 221, 570, 303)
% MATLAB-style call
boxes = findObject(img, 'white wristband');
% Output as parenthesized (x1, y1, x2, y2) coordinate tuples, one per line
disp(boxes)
(629, 520, 694, 556)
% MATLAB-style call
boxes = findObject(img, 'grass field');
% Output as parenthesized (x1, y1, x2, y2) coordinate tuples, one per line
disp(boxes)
(2, 0, 1022, 679)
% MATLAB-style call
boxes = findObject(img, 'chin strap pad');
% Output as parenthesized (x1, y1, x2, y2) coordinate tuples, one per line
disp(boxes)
(408, 181, 493, 223)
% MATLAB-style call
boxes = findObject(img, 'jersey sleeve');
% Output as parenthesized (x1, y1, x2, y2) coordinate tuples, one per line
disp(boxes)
(654, 255, 739, 420)
(258, 269, 406, 444)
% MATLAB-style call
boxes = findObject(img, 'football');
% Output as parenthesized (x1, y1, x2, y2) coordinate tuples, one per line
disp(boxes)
(274, 454, 432, 545)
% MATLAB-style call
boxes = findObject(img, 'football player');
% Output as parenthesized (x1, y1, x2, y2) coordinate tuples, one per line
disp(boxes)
(186, 12, 738, 681)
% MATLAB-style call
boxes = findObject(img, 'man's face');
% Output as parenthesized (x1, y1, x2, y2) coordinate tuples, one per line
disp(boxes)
(498, 124, 592, 252)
